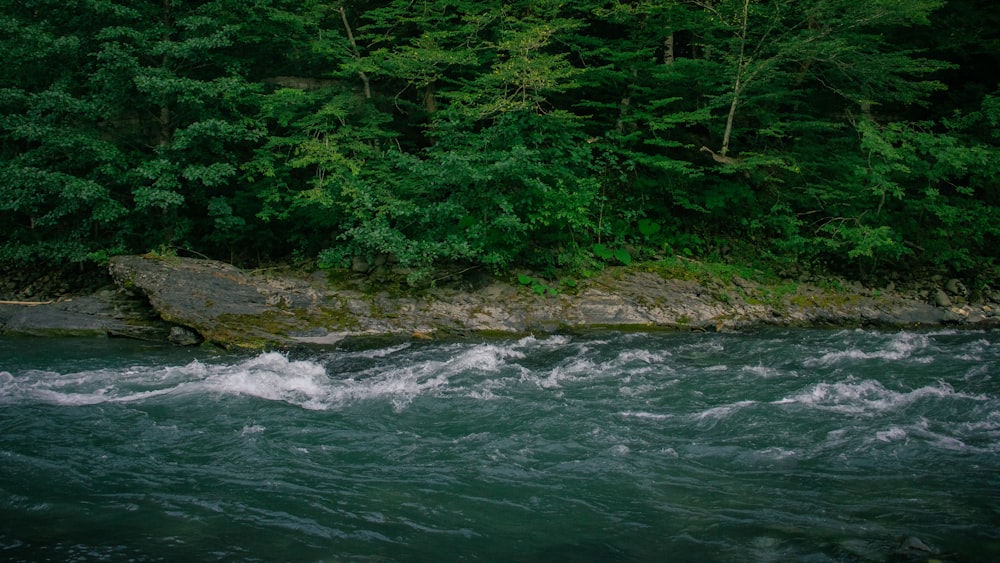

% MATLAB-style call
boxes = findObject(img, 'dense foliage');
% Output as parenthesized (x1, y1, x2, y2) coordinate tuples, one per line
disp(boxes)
(2, 0, 997, 282)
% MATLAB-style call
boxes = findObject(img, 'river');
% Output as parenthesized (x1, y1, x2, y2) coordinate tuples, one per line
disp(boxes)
(1, 329, 998, 561)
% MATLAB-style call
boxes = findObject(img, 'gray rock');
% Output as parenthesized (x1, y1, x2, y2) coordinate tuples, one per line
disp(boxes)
(934, 288, 953, 308)
(109, 255, 288, 347)
(351, 256, 371, 274)
(0, 292, 171, 339)
(884, 303, 949, 326)
(168, 326, 203, 346)
(945, 278, 968, 296)
(984, 285, 1000, 304)
(731, 275, 754, 289)
(943, 308, 968, 323)
(899, 536, 931, 552)
(889, 535, 936, 561)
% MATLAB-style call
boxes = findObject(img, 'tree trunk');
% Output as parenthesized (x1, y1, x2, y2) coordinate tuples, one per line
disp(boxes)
(424, 83, 437, 114)
(720, 0, 750, 158)
(720, 77, 741, 157)
(338, 6, 371, 99)
(616, 68, 637, 134)
(158, 105, 171, 146)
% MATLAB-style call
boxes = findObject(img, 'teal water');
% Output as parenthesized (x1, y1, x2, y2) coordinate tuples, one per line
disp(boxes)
(1, 329, 998, 562)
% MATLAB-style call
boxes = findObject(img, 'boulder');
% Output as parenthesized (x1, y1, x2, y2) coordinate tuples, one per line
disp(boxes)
(945, 278, 968, 297)
(934, 288, 953, 308)
(109, 255, 308, 348)
(351, 256, 371, 274)
(984, 285, 1000, 304)
(887, 535, 941, 562)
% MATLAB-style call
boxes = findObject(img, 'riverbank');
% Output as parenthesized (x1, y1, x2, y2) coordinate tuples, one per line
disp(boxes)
(1, 255, 997, 348)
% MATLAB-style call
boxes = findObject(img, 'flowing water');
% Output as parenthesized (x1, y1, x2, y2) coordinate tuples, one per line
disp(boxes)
(1, 329, 999, 562)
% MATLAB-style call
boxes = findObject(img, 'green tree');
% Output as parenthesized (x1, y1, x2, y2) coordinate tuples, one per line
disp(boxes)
(0, 1, 130, 263)
(264, 0, 601, 276)
(90, 0, 267, 258)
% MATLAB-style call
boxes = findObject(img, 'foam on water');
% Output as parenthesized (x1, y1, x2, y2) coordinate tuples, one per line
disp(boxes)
(874, 425, 908, 442)
(0, 359, 207, 406)
(529, 357, 600, 389)
(955, 337, 993, 362)
(240, 424, 266, 436)
(618, 411, 673, 420)
(774, 379, 986, 415)
(197, 352, 333, 407)
(615, 348, 671, 364)
(692, 400, 758, 422)
(806, 331, 934, 366)
(740, 364, 786, 378)
(900, 416, 999, 454)
(1, 352, 328, 408)
(0, 339, 548, 411)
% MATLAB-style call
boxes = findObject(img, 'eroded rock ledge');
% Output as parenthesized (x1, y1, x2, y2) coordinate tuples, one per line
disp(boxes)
(4, 255, 995, 346)
(89, 255, 996, 349)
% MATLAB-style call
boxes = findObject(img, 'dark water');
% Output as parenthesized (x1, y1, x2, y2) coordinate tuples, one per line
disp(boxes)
(1, 329, 998, 562)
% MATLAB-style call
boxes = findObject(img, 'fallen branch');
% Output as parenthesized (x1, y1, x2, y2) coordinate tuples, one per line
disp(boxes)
(0, 300, 54, 306)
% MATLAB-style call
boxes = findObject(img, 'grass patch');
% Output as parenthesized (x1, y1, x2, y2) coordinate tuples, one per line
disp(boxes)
(644, 255, 780, 286)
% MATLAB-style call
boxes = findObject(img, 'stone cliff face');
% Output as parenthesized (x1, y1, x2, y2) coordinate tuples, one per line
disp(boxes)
(3, 255, 994, 347)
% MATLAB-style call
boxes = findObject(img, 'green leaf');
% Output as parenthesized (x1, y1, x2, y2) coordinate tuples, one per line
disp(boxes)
(592, 243, 613, 260)
(133, 186, 184, 210)
(638, 219, 661, 237)
(614, 248, 632, 265)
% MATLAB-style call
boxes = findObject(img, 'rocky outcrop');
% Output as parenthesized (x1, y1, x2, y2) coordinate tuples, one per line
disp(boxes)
(5, 255, 994, 347)
(0, 260, 172, 339)
(0, 289, 172, 339)
(99, 255, 997, 349)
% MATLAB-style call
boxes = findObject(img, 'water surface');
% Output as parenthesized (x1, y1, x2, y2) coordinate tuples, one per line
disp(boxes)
(2, 329, 998, 561)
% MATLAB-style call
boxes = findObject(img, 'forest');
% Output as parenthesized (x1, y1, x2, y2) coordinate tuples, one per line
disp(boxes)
(2, 0, 998, 284)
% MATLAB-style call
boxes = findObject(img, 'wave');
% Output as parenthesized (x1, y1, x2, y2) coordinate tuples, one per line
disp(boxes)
(3, 331, 995, 417)
(805, 331, 934, 366)
(0, 334, 664, 410)
(618, 411, 673, 420)
(0, 353, 311, 408)
(0, 337, 569, 411)
(0, 359, 208, 406)
(692, 400, 758, 423)
(867, 415, 1000, 454)
(775, 379, 987, 415)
